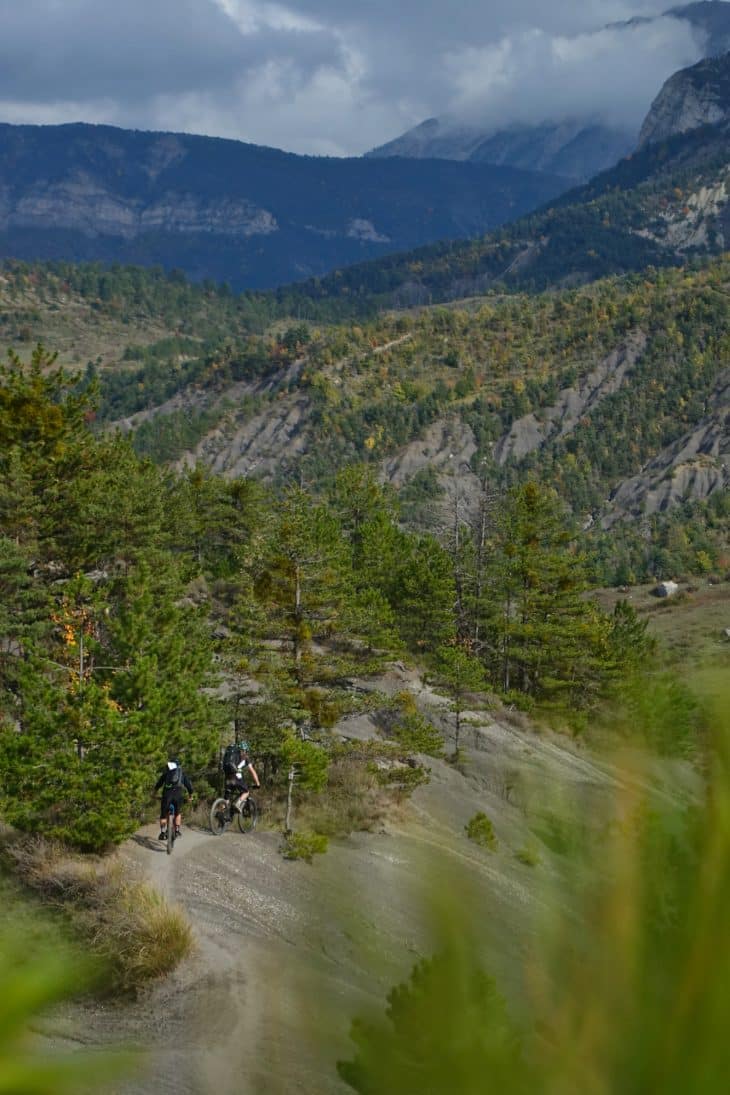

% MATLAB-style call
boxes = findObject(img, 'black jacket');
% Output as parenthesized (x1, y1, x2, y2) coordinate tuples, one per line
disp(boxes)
(155, 765, 193, 794)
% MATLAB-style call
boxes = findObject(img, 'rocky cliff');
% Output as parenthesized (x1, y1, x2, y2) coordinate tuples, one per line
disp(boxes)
(639, 52, 730, 146)
(601, 370, 730, 527)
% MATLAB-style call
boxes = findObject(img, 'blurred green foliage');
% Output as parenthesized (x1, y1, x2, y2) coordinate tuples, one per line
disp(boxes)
(0, 912, 136, 1093)
(340, 681, 730, 1094)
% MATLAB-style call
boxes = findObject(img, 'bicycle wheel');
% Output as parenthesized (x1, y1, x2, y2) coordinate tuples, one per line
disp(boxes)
(166, 813, 175, 856)
(236, 797, 258, 834)
(210, 797, 230, 836)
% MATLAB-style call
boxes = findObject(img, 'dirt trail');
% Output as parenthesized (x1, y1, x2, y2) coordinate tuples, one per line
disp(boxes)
(39, 691, 696, 1094)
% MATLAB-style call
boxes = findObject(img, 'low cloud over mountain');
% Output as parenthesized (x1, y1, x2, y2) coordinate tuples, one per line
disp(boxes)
(0, 2, 725, 156)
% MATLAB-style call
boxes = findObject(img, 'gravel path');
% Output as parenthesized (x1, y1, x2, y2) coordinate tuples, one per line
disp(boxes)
(37, 694, 694, 1094)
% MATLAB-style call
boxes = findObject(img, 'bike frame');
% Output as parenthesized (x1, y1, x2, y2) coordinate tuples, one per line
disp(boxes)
(166, 798, 176, 855)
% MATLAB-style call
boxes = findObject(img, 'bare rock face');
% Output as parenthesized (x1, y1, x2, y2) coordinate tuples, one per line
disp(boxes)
(601, 370, 730, 527)
(639, 53, 730, 147)
(493, 333, 647, 465)
(382, 418, 477, 488)
(633, 172, 729, 251)
(178, 364, 314, 481)
(0, 174, 278, 241)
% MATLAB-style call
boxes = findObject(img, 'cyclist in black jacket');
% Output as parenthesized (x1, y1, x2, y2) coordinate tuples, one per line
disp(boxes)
(223, 740, 261, 812)
(155, 759, 193, 841)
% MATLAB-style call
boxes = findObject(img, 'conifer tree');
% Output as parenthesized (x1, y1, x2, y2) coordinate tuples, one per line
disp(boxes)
(169, 464, 267, 578)
(0, 346, 94, 464)
(0, 450, 40, 551)
(391, 534, 456, 654)
(481, 482, 613, 707)
(262, 485, 350, 686)
(107, 560, 220, 772)
(0, 356, 221, 846)
(0, 537, 48, 704)
(331, 465, 398, 567)
(436, 640, 487, 755)
(43, 436, 169, 575)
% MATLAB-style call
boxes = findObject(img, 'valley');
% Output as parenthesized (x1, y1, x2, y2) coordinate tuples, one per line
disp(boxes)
(1, 5, 729, 1093)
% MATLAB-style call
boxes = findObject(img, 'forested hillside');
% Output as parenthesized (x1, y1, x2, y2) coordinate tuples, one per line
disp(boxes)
(0, 350, 657, 853)
(0, 255, 727, 586)
(276, 118, 730, 316)
(0, 122, 567, 290)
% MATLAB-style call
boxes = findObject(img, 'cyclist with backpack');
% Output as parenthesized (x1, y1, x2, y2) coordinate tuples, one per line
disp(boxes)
(222, 740, 261, 812)
(155, 759, 193, 841)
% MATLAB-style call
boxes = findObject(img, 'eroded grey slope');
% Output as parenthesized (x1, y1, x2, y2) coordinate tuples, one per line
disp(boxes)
(602, 369, 730, 526)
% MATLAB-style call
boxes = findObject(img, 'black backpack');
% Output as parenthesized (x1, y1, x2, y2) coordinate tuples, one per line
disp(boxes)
(164, 763, 182, 789)
(222, 744, 242, 776)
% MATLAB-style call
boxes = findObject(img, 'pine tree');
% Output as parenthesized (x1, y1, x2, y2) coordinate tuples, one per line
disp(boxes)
(0, 352, 223, 848)
(390, 533, 456, 654)
(481, 482, 613, 708)
(0, 345, 95, 465)
(107, 559, 220, 773)
(331, 464, 398, 567)
(168, 464, 267, 578)
(42, 437, 169, 575)
(0, 450, 41, 551)
(0, 537, 49, 707)
(262, 485, 350, 687)
(436, 640, 487, 755)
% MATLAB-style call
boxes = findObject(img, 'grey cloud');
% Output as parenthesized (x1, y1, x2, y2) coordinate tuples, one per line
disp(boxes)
(261, 1, 703, 140)
(284, 0, 660, 45)
(0, 0, 343, 102)
(0, 1, 719, 155)
(443, 14, 703, 132)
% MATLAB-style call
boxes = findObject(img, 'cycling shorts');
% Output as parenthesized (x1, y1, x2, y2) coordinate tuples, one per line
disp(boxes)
(226, 773, 249, 793)
(161, 787, 183, 817)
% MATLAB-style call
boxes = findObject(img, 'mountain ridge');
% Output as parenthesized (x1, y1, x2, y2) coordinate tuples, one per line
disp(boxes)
(0, 121, 567, 291)
(273, 117, 730, 320)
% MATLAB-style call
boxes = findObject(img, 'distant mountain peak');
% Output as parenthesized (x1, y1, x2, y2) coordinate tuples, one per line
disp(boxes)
(639, 51, 730, 146)
(366, 1, 730, 182)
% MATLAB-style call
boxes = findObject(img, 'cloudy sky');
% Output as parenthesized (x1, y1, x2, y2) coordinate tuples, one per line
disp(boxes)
(0, 0, 711, 155)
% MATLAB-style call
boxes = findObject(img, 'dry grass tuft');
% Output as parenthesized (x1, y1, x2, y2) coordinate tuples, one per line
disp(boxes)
(297, 757, 386, 838)
(0, 828, 193, 993)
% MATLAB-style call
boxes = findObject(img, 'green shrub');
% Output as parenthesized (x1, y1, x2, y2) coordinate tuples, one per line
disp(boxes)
(391, 712, 444, 758)
(515, 845, 541, 867)
(465, 812, 498, 851)
(373, 763, 430, 793)
(298, 758, 382, 838)
(281, 830, 329, 863)
(500, 690, 537, 714)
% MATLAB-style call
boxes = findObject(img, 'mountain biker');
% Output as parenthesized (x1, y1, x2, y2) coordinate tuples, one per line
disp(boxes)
(223, 740, 261, 813)
(155, 759, 193, 841)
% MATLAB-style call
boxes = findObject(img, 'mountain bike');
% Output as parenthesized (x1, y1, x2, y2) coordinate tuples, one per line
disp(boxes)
(209, 789, 258, 836)
(166, 799, 177, 855)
